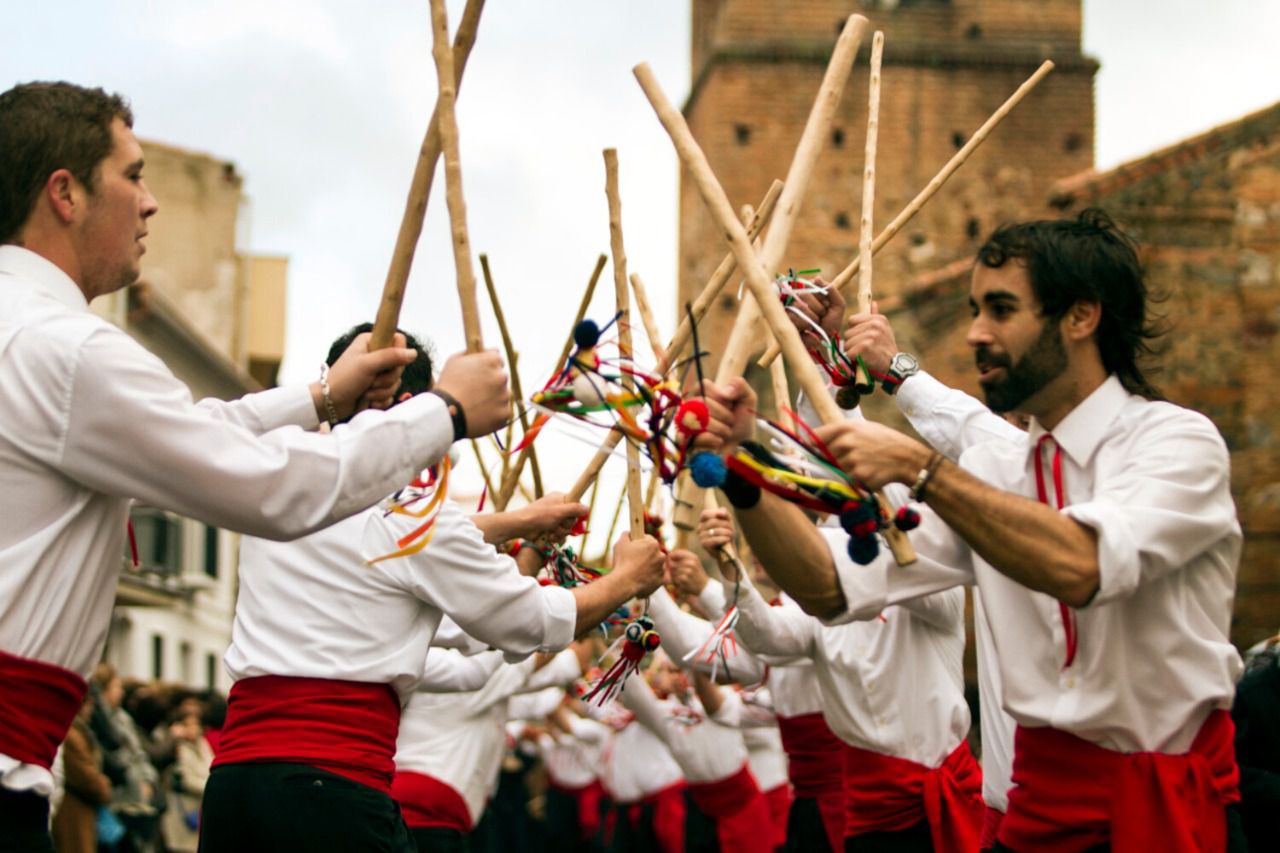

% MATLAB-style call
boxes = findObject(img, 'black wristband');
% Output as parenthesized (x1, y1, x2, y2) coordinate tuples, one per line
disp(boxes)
(720, 466, 762, 510)
(429, 390, 467, 442)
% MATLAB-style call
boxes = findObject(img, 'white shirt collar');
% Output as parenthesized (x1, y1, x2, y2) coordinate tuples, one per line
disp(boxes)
(1026, 374, 1130, 467)
(0, 245, 89, 312)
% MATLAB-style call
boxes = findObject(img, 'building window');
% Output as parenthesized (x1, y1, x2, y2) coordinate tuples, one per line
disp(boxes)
(832, 128, 845, 148)
(151, 633, 164, 680)
(951, 131, 966, 150)
(966, 23, 983, 40)
(834, 212, 852, 230)
(129, 508, 183, 576)
(204, 526, 220, 579)
(734, 124, 751, 145)
(1063, 133, 1084, 153)
(966, 217, 981, 239)
(206, 653, 218, 690)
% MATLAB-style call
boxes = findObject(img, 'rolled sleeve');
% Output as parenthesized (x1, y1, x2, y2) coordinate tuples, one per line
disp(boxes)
(531, 586, 578, 658)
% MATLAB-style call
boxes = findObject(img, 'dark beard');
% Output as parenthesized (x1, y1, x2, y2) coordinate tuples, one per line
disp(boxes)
(977, 320, 1067, 414)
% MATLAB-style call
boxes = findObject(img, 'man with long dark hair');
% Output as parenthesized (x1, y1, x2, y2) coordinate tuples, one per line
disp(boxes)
(698, 210, 1245, 851)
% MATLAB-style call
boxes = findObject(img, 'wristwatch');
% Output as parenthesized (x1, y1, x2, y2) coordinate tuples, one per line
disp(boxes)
(884, 352, 920, 394)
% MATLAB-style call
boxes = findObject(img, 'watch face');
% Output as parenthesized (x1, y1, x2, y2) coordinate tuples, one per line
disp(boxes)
(892, 353, 919, 374)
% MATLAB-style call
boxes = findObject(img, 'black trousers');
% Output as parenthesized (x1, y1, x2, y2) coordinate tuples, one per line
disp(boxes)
(0, 789, 53, 853)
(683, 790, 720, 853)
(409, 826, 469, 853)
(198, 762, 414, 853)
(785, 796, 834, 853)
(845, 820, 933, 853)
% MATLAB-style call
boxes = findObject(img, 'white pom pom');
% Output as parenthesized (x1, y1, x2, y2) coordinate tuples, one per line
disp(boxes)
(572, 373, 609, 406)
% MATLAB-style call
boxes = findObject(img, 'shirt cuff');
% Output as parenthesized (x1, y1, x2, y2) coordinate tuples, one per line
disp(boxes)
(698, 582, 728, 618)
(821, 526, 891, 625)
(894, 371, 948, 422)
(527, 585, 577, 659)
(262, 383, 322, 432)
(1063, 501, 1140, 606)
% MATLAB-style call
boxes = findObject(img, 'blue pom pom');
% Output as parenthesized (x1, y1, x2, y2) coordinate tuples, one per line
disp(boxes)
(839, 501, 875, 534)
(847, 535, 880, 565)
(689, 452, 726, 488)
(574, 319, 600, 349)
(894, 506, 921, 531)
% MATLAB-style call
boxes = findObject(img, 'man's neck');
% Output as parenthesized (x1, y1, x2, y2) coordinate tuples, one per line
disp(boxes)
(1029, 358, 1109, 432)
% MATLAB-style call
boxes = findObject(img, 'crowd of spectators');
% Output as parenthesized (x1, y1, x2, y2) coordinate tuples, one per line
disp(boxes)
(49, 663, 224, 853)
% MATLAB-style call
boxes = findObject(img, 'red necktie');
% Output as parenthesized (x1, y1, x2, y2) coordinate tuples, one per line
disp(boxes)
(1033, 433, 1078, 668)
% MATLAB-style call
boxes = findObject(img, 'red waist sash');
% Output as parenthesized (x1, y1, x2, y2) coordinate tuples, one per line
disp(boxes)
(636, 781, 686, 853)
(844, 739, 984, 853)
(687, 762, 774, 853)
(777, 712, 847, 850)
(980, 806, 1004, 850)
(0, 649, 87, 769)
(998, 709, 1240, 853)
(213, 675, 400, 795)
(764, 782, 793, 850)
(392, 770, 473, 831)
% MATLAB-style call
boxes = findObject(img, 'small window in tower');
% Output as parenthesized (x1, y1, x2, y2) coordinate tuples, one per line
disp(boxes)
(720, 294, 737, 312)
(735, 124, 751, 145)
(966, 23, 983, 40)
(966, 218, 981, 240)
(951, 131, 966, 150)
(910, 233, 927, 246)
(835, 212, 852, 230)
(1063, 133, 1084, 153)
(832, 128, 845, 148)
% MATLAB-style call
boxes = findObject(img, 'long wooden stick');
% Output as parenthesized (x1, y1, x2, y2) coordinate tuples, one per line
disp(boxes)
(628, 273, 667, 366)
(604, 149, 646, 539)
(427, 0, 483, 353)
(707, 15, 868, 383)
(495, 255, 606, 507)
(634, 53, 915, 565)
(480, 254, 542, 505)
(758, 59, 1056, 366)
(851, 32, 884, 390)
(370, 0, 485, 350)
(564, 180, 783, 503)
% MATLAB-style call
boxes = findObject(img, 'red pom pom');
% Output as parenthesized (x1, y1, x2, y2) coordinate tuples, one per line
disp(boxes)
(852, 519, 878, 539)
(675, 399, 710, 437)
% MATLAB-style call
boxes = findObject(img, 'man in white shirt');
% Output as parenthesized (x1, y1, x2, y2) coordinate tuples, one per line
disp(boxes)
(0, 80, 509, 849)
(700, 210, 1245, 852)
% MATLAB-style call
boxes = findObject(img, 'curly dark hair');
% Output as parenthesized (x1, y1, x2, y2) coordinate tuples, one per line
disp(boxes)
(0, 81, 134, 244)
(976, 208, 1165, 400)
(326, 322, 435, 424)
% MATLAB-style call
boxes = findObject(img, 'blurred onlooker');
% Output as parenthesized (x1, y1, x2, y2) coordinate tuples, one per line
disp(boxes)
(1233, 633, 1280, 851)
(52, 694, 113, 852)
(199, 691, 227, 757)
(90, 664, 162, 852)
(161, 706, 213, 853)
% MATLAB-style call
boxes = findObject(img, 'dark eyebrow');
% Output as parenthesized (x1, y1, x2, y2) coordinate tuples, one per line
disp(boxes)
(981, 289, 1020, 306)
(125, 158, 145, 174)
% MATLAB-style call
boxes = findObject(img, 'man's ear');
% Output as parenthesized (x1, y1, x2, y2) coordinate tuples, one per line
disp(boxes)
(46, 169, 82, 224)
(1062, 300, 1101, 342)
(398, 391, 412, 403)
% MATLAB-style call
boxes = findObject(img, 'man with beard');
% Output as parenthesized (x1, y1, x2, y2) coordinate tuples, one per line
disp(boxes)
(698, 210, 1246, 852)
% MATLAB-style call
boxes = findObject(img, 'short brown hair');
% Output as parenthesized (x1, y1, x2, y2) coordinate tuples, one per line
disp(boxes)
(0, 81, 134, 244)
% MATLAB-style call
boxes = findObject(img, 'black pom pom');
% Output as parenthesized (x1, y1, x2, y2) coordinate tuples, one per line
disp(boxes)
(847, 535, 880, 565)
(894, 506, 921, 531)
(835, 385, 862, 410)
(574, 319, 601, 349)
(839, 501, 875, 534)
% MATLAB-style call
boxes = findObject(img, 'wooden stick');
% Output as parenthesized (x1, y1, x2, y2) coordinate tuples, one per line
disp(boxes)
(770, 348, 792, 419)
(633, 53, 916, 565)
(604, 149, 646, 540)
(628, 273, 667, 366)
(564, 181, 783, 503)
(371, 0, 485, 350)
(758, 59, 1056, 366)
(468, 438, 495, 503)
(496, 255, 607, 507)
(850, 32, 884, 390)
(480, 254, 543, 503)
(705, 14, 867, 382)
(428, 0, 483, 353)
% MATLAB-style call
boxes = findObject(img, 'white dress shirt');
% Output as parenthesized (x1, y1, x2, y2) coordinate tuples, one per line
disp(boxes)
(646, 587, 769, 685)
(420, 650, 506, 693)
(224, 497, 576, 701)
(395, 659, 537, 826)
(712, 690, 790, 791)
(599, 712, 685, 803)
(731, 570, 969, 768)
(827, 375, 1244, 757)
(897, 371, 1024, 809)
(0, 245, 453, 794)
(540, 716, 610, 790)
(619, 675, 749, 784)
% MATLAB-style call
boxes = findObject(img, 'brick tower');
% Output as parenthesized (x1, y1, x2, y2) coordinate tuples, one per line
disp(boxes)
(677, 0, 1097, 374)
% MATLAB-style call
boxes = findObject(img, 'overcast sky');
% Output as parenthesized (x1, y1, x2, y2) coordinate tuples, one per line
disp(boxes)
(4, 1, 1277, 538)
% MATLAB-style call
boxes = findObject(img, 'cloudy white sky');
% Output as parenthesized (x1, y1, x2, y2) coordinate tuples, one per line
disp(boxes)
(3, 1, 1277, 539)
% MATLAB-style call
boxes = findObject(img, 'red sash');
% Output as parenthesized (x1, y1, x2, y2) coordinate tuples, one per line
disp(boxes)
(998, 710, 1240, 853)
(844, 740, 984, 852)
(687, 763, 774, 853)
(776, 712, 847, 850)
(764, 783, 793, 850)
(548, 778, 606, 841)
(392, 770, 473, 831)
(641, 781, 686, 853)
(980, 806, 1004, 850)
(213, 676, 400, 794)
(0, 649, 87, 769)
